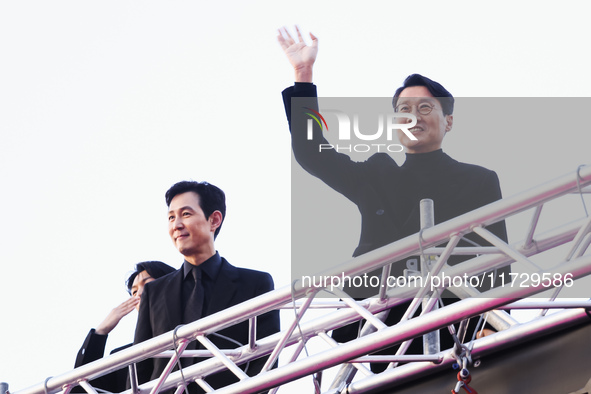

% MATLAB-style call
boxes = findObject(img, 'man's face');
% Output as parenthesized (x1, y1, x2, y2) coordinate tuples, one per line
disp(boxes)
(395, 85, 453, 154)
(130, 270, 154, 310)
(168, 191, 215, 259)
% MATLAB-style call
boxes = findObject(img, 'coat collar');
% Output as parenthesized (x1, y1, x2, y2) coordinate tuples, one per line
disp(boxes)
(206, 257, 240, 315)
(161, 257, 240, 330)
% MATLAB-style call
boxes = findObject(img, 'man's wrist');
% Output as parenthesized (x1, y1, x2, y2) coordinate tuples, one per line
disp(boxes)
(93, 327, 109, 336)
(294, 66, 313, 83)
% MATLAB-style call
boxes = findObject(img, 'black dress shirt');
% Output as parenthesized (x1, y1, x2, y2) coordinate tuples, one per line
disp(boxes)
(182, 251, 222, 318)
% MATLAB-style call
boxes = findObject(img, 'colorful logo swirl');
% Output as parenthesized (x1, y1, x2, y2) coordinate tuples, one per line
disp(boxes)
(304, 107, 329, 131)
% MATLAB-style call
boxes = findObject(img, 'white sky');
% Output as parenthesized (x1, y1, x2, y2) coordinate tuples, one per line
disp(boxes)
(1, 1, 591, 391)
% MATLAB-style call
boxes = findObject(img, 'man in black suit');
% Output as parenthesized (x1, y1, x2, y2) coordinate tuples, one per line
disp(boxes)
(133, 181, 280, 392)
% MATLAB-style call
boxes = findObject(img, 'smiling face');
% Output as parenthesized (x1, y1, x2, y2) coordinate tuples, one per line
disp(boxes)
(167, 191, 221, 265)
(395, 86, 453, 154)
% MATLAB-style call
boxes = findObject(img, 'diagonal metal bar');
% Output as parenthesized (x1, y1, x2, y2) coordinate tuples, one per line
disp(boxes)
(269, 337, 309, 394)
(150, 339, 189, 394)
(77, 381, 98, 394)
(385, 290, 441, 370)
(171, 385, 185, 394)
(524, 205, 543, 249)
(262, 291, 317, 372)
(195, 335, 248, 381)
(328, 310, 390, 391)
(402, 234, 462, 323)
(575, 232, 591, 258)
(194, 378, 214, 393)
(331, 288, 388, 331)
(472, 226, 540, 271)
(564, 213, 591, 261)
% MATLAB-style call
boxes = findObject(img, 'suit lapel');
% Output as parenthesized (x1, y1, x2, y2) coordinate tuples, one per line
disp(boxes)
(207, 258, 240, 316)
(159, 269, 184, 333)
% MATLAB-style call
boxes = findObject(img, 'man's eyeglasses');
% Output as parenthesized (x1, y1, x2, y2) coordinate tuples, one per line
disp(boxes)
(394, 103, 436, 115)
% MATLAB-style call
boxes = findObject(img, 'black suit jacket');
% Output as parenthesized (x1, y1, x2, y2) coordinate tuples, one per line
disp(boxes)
(72, 329, 131, 392)
(133, 256, 279, 391)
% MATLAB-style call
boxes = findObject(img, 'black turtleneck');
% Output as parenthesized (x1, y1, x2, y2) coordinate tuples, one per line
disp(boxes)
(283, 82, 510, 365)
(283, 82, 507, 260)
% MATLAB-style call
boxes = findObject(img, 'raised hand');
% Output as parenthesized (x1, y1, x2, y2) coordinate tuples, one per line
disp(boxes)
(95, 295, 140, 335)
(277, 26, 318, 83)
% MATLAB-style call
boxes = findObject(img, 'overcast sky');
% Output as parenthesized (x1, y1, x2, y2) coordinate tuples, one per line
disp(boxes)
(1, 1, 590, 391)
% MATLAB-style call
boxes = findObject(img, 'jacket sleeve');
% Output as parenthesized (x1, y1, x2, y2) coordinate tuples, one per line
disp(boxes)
(484, 170, 511, 288)
(254, 272, 280, 340)
(282, 83, 369, 205)
(73, 330, 130, 392)
(244, 272, 280, 377)
(466, 169, 510, 291)
(481, 170, 508, 242)
(133, 282, 154, 384)
(74, 329, 108, 368)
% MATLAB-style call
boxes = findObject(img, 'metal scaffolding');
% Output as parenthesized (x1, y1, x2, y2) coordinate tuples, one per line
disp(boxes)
(9, 164, 591, 394)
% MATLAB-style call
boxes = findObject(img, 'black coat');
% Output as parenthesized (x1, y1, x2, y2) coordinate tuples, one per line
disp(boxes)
(283, 83, 507, 259)
(283, 83, 510, 364)
(133, 257, 279, 392)
(73, 329, 131, 392)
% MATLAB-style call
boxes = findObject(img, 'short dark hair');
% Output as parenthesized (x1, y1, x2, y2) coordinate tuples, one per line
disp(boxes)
(126, 260, 175, 294)
(392, 74, 454, 115)
(165, 180, 226, 239)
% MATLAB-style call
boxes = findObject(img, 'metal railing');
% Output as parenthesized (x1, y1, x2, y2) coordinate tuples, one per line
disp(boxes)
(10, 164, 591, 394)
